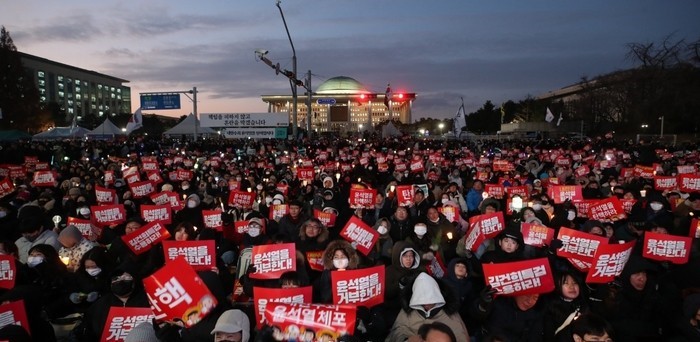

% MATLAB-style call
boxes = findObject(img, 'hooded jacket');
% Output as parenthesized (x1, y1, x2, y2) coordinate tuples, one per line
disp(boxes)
(313, 240, 359, 303)
(386, 272, 469, 342)
(385, 241, 421, 306)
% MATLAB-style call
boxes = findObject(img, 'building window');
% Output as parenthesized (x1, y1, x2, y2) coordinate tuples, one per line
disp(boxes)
(58, 83, 64, 89)
(68, 108, 74, 114)
(38, 79, 45, 87)
(91, 104, 96, 110)
(58, 75, 64, 82)
(58, 91, 65, 98)
(75, 86, 81, 93)
(76, 94, 81, 100)
(98, 111, 104, 116)
(75, 79, 81, 86)
(98, 84, 102, 90)
(67, 78, 72, 83)
(37, 71, 45, 78)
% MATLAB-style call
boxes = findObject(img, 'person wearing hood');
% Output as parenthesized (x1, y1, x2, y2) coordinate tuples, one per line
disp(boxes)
(628, 190, 674, 232)
(210, 309, 250, 342)
(385, 241, 423, 328)
(368, 217, 393, 265)
(466, 180, 485, 216)
(295, 218, 330, 255)
(480, 224, 525, 265)
(175, 193, 205, 228)
(470, 287, 545, 341)
(313, 239, 360, 303)
(58, 225, 97, 272)
(444, 257, 480, 334)
(386, 272, 470, 342)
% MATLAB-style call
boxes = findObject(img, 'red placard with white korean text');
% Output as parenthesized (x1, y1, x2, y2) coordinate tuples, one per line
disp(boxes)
(202, 210, 223, 231)
(0, 300, 30, 336)
(548, 185, 583, 204)
(439, 206, 460, 223)
(690, 219, 700, 239)
(228, 180, 240, 191)
(234, 219, 266, 235)
(297, 168, 315, 182)
(125, 172, 141, 185)
(32, 170, 56, 187)
(100, 307, 155, 342)
(250, 243, 296, 280)
(469, 212, 505, 239)
(147, 171, 163, 185)
(679, 174, 700, 193)
(269, 204, 289, 222)
(228, 190, 255, 208)
(264, 302, 356, 339)
(143, 257, 217, 327)
(396, 185, 414, 206)
(586, 241, 634, 284)
(91, 204, 127, 227)
(654, 176, 678, 191)
(140, 204, 172, 225)
(556, 227, 608, 262)
(588, 197, 625, 221)
(462, 221, 486, 253)
(95, 185, 117, 204)
(0, 255, 17, 289)
(149, 191, 170, 206)
(677, 165, 697, 174)
(349, 188, 377, 209)
(254, 286, 312, 328)
(575, 165, 590, 178)
(129, 180, 156, 199)
(483, 258, 554, 296)
(104, 170, 115, 185)
(484, 184, 505, 199)
(121, 221, 171, 255)
(0, 178, 14, 198)
(275, 183, 288, 196)
(643, 232, 691, 264)
(493, 160, 514, 172)
(332, 265, 385, 308)
(176, 169, 193, 181)
(634, 165, 655, 179)
(426, 253, 447, 279)
(67, 217, 101, 240)
(572, 199, 596, 218)
(306, 251, 325, 271)
(621, 199, 636, 214)
(339, 216, 379, 256)
(1, 165, 25, 180)
(505, 186, 529, 198)
(313, 209, 337, 227)
(521, 223, 555, 247)
(410, 160, 425, 173)
(23, 156, 38, 169)
(163, 240, 216, 271)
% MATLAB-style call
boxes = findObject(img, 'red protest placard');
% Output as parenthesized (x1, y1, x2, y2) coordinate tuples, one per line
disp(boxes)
(163, 240, 216, 271)
(140, 204, 172, 225)
(426, 253, 447, 279)
(104, 170, 115, 185)
(690, 219, 700, 239)
(121, 221, 171, 255)
(395, 185, 414, 206)
(5, 165, 25, 179)
(568, 258, 592, 273)
(306, 251, 325, 272)
(264, 302, 356, 339)
(679, 174, 700, 193)
(677, 165, 697, 174)
(95, 185, 117, 204)
(151, 191, 171, 206)
(332, 265, 385, 308)
(147, 171, 163, 185)
(505, 186, 529, 199)
(521, 223, 555, 247)
(462, 221, 486, 252)
(484, 184, 505, 199)
(297, 168, 315, 181)
(469, 212, 505, 239)
(349, 188, 377, 209)
(269, 204, 289, 222)
(67, 217, 101, 240)
(588, 197, 625, 221)
(0, 255, 17, 289)
(339, 216, 379, 256)
(483, 258, 554, 296)
(129, 180, 156, 199)
(586, 241, 634, 284)
(202, 210, 223, 231)
(254, 286, 313, 328)
(654, 176, 678, 191)
(572, 199, 596, 218)
(493, 160, 514, 172)
(642, 232, 691, 264)
(100, 307, 155, 342)
(410, 160, 425, 173)
(0, 300, 30, 336)
(32, 170, 56, 187)
(548, 185, 583, 204)
(228, 190, 255, 208)
(0, 178, 14, 199)
(176, 169, 193, 181)
(438, 206, 460, 223)
(556, 227, 608, 262)
(143, 257, 217, 327)
(621, 199, 636, 214)
(91, 204, 127, 227)
(142, 161, 158, 172)
(575, 165, 590, 178)
(634, 165, 655, 179)
(250, 243, 296, 280)
(125, 173, 141, 185)
(313, 209, 337, 227)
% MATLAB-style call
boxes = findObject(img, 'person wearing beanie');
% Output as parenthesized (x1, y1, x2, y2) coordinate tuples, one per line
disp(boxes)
(210, 309, 250, 342)
(125, 322, 159, 342)
(479, 224, 524, 265)
(58, 225, 97, 272)
(174, 193, 204, 228)
(161, 183, 174, 193)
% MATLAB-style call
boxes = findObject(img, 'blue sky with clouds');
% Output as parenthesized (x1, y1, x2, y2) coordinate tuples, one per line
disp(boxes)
(2, 0, 699, 120)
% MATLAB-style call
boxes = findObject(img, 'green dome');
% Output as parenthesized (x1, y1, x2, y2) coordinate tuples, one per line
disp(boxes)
(316, 76, 366, 94)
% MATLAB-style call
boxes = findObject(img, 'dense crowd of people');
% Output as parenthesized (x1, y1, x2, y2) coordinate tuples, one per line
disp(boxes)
(0, 133, 699, 342)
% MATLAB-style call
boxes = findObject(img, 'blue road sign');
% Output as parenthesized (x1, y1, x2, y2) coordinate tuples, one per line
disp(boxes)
(316, 98, 336, 105)
(140, 94, 182, 110)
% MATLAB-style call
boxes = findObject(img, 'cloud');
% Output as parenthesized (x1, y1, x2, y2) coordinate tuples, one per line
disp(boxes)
(18, 15, 101, 43)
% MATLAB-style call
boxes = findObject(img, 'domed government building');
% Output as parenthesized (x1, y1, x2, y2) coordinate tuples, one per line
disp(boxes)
(261, 76, 415, 133)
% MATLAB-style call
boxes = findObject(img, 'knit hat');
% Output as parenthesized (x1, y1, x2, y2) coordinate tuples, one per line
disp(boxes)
(211, 309, 250, 342)
(161, 183, 174, 192)
(124, 322, 158, 342)
(59, 225, 83, 242)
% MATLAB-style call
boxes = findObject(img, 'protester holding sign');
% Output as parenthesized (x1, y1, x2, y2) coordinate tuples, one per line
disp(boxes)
(385, 241, 423, 328)
(313, 240, 359, 304)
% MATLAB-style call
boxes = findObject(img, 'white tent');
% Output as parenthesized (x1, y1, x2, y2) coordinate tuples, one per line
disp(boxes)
(86, 118, 124, 139)
(382, 121, 402, 138)
(163, 114, 217, 138)
(33, 126, 90, 140)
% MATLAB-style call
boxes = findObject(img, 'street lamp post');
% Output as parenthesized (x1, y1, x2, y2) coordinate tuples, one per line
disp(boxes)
(438, 122, 444, 136)
(659, 116, 664, 138)
(276, 0, 298, 139)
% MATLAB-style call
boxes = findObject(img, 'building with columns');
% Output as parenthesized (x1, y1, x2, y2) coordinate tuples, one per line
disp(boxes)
(261, 76, 415, 133)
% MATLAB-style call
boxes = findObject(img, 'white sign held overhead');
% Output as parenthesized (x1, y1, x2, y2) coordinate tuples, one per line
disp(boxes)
(200, 113, 288, 128)
(221, 128, 288, 140)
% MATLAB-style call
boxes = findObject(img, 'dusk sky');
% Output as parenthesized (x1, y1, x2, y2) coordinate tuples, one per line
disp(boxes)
(2, 0, 699, 120)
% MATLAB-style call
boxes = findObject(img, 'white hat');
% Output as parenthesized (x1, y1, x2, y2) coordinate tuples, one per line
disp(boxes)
(273, 194, 285, 203)
(211, 309, 250, 342)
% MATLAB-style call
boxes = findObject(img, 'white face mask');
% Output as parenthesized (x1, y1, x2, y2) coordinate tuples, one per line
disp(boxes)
(441, 198, 448, 204)
(532, 203, 542, 211)
(414, 225, 427, 237)
(181, 185, 190, 190)
(187, 200, 197, 208)
(0, 211, 6, 219)
(650, 202, 663, 211)
(248, 227, 261, 237)
(79, 208, 90, 216)
(256, 184, 263, 190)
(27, 256, 44, 268)
(567, 211, 576, 221)
(86, 267, 102, 277)
(333, 258, 349, 270)
(377, 225, 388, 235)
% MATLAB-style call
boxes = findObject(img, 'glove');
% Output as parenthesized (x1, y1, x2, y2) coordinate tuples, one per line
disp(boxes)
(86, 292, 99, 303)
(69, 293, 85, 304)
(246, 265, 257, 275)
(548, 238, 564, 253)
(152, 318, 181, 342)
(423, 251, 435, 261)
(221, 211, 233, 224)
(478, 285, 497, 309)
